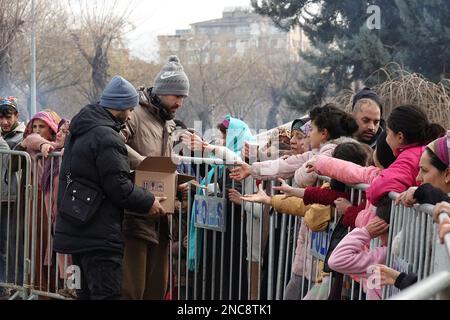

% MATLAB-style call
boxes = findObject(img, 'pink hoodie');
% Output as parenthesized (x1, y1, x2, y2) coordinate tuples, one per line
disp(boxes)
(366, 145, 425, 206)
(328, 228, 387, 300)
(251, 137, 358, 187)
(315, 155, 381, 228)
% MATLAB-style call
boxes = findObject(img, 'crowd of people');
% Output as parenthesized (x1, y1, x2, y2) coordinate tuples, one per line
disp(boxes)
(0, 55, 449, 300)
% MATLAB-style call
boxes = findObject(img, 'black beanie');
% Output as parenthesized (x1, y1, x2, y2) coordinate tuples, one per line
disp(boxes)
(375, 130, 396, 168)
(352, 87, 383, 116)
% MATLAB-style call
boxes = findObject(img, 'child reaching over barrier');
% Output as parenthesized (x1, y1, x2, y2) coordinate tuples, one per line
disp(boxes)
(395, 130, 450, 207)
(327, 213, 390, 300)
(241, 141, 370, 300)
(365, 105, 445, 207)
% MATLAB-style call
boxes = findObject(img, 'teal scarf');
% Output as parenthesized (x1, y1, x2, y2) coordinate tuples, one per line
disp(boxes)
(188, 115, 255, 271)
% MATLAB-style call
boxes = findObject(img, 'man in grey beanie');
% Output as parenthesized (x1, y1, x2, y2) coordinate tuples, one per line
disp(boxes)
(121, 56, 190, 300)
(54, 75, 166, 300)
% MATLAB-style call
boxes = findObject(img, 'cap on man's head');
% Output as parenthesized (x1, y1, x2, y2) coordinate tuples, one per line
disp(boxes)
(153, 55, 190, 97)
(100, 76, 139, 110)
(0, 96, 19, 114)
(352, 87, 383, 116)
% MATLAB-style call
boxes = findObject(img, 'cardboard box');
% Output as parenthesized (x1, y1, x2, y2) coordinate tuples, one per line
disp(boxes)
(134, 156, 194, 213)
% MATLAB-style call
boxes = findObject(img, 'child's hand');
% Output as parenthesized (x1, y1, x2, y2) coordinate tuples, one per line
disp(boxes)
(372, 264, 401, 286)
(365, 218, 389, 239)
(241, 184, 271, 205)
(229, 163, 251, 181)
(334, 198, 352, 216)
(438, 216, 450, 245)
(183, 236, 188, 249)
(395, 187, 418, 207)
(272, 178, 304, 199)
(40, 143, 54, 158)
(433, 201, 450, 223)
(305, 157, 317, 174)
(228, 188, 242, 205)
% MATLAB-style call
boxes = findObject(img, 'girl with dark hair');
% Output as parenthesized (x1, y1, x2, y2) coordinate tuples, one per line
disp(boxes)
(395, 130, 450, 206)
(230, 103, 359, 186)
(366, 105, 445, 207)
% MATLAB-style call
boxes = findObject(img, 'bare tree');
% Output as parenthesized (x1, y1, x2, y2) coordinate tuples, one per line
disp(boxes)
(12, 1, 85, 116)
(0, 0, 29, 96)
(68, 0, 135, 103)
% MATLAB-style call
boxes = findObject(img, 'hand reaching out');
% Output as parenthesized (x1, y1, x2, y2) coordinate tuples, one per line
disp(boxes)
(272, 178, 305, 199)
(334, 198, 352, 216)
(229, 162, 251, 181)
(240, 184, 271, 205)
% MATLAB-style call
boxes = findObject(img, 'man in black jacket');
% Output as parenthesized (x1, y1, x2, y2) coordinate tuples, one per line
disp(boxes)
(53, 75, 166, 300)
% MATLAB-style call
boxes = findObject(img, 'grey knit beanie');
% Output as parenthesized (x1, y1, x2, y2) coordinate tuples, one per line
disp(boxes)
(153, 55, 190, 97)
(100, 75, 139, 110)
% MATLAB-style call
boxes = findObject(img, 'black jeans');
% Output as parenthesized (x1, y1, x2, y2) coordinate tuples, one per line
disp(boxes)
(72, 250, 123, 300)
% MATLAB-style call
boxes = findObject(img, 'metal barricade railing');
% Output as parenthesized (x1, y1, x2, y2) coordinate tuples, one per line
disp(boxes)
(0, 150, 32, 300)
(386, 192, 450, 300)
(169, 157, 297, 300)
(3, 149, 449, 301)
(28, 152, 73, 300)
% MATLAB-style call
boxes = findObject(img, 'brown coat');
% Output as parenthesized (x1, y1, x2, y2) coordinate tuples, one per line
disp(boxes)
(122, 88, 176, 244)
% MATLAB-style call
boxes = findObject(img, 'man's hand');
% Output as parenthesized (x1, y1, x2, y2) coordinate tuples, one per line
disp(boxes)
(229, 163, 251, 181)
(178, 182, 189, 200)
(149, 196, 167, 217)
(181, 131, 207, 152)
(334, 198, 352, 216)
(365, 218, 389, 239)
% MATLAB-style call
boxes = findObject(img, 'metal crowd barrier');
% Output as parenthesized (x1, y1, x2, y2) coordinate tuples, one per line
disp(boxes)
(0, 150, 32, 300)
(1, 150, 449, 300)
(168, 158, 450, 301)
(386, 192, 450, 300)
(28, 152, 73, 300)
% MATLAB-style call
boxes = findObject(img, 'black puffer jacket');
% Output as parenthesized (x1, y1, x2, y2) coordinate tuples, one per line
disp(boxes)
(54, 104, 155, 254)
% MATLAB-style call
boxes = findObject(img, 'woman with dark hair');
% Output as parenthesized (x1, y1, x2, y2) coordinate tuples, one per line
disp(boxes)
(366, 105, 445, 207)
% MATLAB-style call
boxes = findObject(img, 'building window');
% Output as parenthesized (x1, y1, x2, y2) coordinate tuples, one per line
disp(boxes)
(235, 26, 250, 35)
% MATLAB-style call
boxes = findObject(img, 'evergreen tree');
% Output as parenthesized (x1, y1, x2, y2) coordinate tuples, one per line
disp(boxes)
(251, 0, 450, 110)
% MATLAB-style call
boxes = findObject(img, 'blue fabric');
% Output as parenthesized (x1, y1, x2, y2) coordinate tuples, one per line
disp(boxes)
(100, 75, 139, 110)
(187, 116, 255, 271)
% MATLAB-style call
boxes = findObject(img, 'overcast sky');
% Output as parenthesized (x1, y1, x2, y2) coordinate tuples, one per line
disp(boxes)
(124, 0, 252, 61)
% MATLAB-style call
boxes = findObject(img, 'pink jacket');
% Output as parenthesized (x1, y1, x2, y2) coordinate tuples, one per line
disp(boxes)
(251, 137, 359, 187)
(366, 145, 425, 206)
(328, 228, 387, 300)
(250, 150, 318, 182)
(315, 155, 381, 228)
